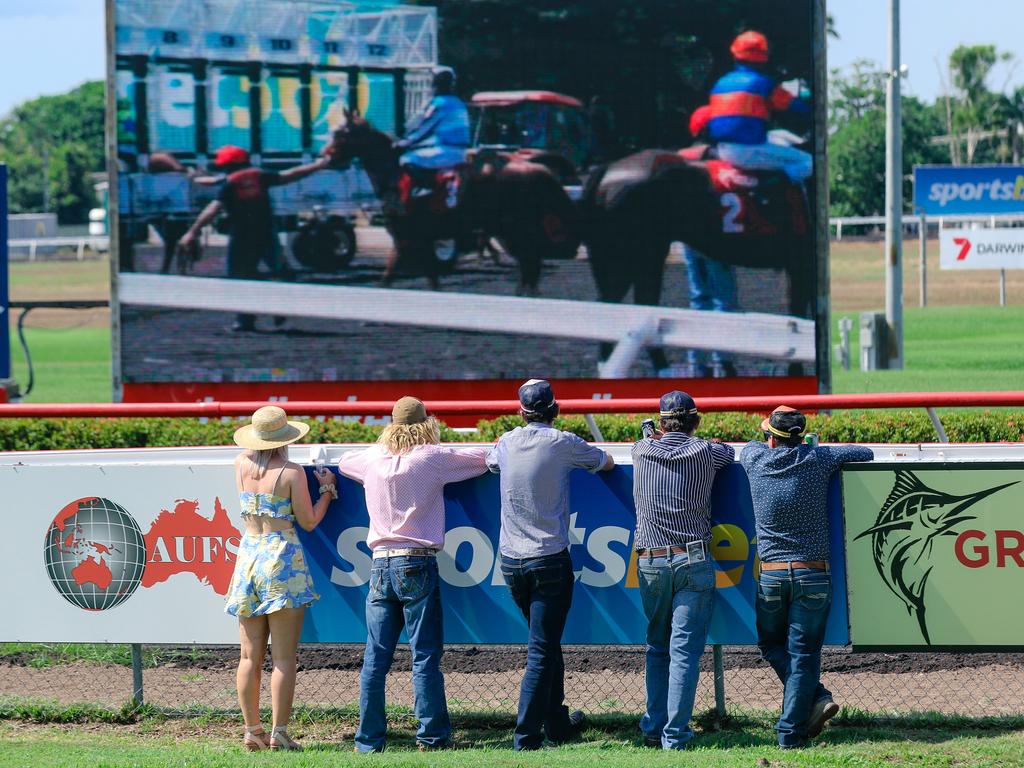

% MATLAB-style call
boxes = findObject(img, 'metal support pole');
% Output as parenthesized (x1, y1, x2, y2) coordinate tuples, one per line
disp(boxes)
(999, 269, 1007, 307)
(884, 0, 904, 368)
(918, 212, 927, 307)
(925, 407, 949, 443)
(583, 414, 604, 442)
(712, 644, 726, 717)
(131, 643, 144, 707)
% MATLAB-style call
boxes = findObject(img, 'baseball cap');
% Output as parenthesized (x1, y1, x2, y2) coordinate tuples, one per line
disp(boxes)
(392, 396, 427, 425)
(519, 379, 556, 414)
(214, 145, 250, 168)
(761, 405, 807, 438)
(659, 390, 698, 417)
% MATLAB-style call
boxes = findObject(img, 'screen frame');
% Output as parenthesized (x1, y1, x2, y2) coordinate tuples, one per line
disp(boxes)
(104, 0, 832, 404)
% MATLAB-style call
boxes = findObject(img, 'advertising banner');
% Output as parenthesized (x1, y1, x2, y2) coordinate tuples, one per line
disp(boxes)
(842, 464, 1024, 650)
(109, 0, 824, 406)
(913, 165, 1024, 216)
(5, 446, 850, 645)
(939, 228, 1024, 270)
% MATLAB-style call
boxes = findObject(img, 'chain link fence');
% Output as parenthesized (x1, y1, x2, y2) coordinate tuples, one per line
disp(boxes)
(3, 643, 1023, 719)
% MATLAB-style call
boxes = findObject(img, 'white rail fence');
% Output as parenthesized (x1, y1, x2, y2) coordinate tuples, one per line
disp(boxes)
(7, 236, 110, 261)
(118, 274, 815, 379)
(829, 212, 1024, 240)
(830, 212, 1023, 307)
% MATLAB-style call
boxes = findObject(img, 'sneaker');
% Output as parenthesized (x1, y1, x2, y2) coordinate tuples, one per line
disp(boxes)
(642, 735, 661, 748)
(547, 710, 588, 747)
(353, 745, 386, 754)
(807, 697, 840, 738)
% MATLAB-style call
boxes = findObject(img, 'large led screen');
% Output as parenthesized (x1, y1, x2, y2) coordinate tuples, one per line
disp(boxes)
(110, 0, 823, 402)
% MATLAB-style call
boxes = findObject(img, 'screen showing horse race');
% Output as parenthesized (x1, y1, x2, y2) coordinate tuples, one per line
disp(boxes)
(110, 0, 823, 405)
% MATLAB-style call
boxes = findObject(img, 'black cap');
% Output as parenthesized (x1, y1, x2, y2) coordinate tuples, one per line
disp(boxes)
(519, 379, 556, 414)
(659, 390, 698, 417)
(761, 406, 806, 438)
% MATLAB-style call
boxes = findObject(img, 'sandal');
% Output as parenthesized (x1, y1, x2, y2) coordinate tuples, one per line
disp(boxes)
(243, 726, 270, 752)
(270, 726, 303, 751)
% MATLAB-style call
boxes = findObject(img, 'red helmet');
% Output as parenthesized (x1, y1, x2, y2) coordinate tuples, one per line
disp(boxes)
(730, 31, 769, 63)
(213, 145, 251, 168)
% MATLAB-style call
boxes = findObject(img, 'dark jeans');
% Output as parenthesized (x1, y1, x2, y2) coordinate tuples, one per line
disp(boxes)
(227, 235, 278, 329)
(500, 550, 575, 750)
(756, 567, 833, 747)
(355, 555, 450, 752)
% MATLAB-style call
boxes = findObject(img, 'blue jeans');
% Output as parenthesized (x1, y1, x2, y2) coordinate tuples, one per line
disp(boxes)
(637, 553, 715, 749)
(684, 246, 738, 370)
(500, 550, 575, 751)
(355, 555, 450, 752)
(756, 567, 833, 747)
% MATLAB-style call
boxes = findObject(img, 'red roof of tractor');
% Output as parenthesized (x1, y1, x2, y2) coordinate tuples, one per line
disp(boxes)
(471, 91, 584, 109)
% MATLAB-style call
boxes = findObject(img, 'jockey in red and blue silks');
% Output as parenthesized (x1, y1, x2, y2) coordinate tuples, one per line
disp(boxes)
(706, 31, 812, 182)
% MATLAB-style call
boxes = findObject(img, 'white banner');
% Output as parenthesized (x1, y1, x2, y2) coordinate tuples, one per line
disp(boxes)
(6, 458, 244, 643)
(940, 228, 1024, 270)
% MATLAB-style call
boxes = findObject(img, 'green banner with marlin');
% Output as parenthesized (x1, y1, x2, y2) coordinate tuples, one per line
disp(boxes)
(842, 464, 1024, 650)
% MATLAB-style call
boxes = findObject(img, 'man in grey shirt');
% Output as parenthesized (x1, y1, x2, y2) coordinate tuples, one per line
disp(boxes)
(487, 379, 614, 750)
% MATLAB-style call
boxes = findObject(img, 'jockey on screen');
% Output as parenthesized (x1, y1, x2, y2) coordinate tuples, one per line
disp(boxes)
(706, 31, 812, 182)
(395, 66, 470, 197)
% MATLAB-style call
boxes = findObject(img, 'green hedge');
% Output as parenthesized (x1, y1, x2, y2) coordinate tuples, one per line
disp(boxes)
(0, 410, 1021, 452)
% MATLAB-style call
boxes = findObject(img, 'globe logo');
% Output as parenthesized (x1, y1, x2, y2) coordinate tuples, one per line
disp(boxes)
(43, 497, 147, 611)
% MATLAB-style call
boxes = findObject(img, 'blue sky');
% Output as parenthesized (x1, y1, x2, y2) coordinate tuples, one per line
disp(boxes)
(0, 0, 1021, 117)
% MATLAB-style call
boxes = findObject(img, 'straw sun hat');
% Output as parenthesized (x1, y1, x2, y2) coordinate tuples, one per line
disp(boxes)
(233, 406, 310, 450)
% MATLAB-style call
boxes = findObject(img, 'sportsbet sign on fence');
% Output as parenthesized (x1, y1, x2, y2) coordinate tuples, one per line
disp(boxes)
(914, 165, 1024, 216)
(842, 464, 1024, 650)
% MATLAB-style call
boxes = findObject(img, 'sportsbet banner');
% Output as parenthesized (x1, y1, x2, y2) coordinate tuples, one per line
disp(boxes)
(842, 464, 1024, 650)
(4, 446, 851, 645)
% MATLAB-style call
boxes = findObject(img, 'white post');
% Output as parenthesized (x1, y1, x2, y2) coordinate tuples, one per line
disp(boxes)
(1000, 269, 1007, 307)
(918, 212, 927, 308)
(884, 0, 904, 368)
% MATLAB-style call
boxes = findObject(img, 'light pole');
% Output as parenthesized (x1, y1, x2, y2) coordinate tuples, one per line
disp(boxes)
(884, 0, 904, 368)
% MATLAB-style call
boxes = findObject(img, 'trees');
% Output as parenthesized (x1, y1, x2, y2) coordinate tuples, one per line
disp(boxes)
(828, 61, 945, 216)
(939, 44, 1021, 165)
(0, 81, 105, 223)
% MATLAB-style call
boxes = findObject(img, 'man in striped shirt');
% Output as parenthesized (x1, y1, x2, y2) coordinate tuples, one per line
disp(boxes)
(632, 391, 734, 749)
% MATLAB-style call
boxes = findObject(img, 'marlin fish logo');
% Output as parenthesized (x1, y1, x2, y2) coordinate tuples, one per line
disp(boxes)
(854, 470, 1017, 644)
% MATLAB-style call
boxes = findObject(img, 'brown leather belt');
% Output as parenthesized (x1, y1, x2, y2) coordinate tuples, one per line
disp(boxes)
(761, 560, 828, 571)
(637, 545, 691, 558)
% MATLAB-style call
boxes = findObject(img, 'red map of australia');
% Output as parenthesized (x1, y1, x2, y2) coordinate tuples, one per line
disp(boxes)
(142, 498, 241, 595)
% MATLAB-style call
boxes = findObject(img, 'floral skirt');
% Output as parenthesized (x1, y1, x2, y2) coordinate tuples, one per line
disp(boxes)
(224, 529, 319, 618)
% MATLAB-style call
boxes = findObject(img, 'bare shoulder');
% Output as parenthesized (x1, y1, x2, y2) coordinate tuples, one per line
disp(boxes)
(280, 461, 308, 486)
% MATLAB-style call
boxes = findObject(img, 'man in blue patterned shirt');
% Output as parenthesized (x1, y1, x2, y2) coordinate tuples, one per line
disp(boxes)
(632, 390, 734, 749)
(740, 406, 873, 749)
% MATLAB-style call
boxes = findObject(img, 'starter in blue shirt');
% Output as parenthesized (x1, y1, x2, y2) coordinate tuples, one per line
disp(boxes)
(486, 422, 609, 559)
(739, 442, 873, 562)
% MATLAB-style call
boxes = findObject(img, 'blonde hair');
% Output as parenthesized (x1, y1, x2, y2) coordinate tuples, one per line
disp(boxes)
(244, 446, 289, 478)
(378, 416, 441, 454)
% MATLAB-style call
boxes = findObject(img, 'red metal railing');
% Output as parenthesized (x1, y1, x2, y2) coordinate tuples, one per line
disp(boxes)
(0, 391, 1021, 419)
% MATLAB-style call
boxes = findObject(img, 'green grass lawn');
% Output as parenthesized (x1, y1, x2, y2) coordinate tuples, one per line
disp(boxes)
(830, 305, 1024, 394)
(6, 305, 1022, 404)
(5, 253, 1023, 403)
(7, 327, 110, 402)
(2, 714, 1023, 768)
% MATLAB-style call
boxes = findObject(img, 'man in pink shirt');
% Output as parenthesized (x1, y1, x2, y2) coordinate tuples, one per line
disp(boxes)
(338, 396, 488, 753)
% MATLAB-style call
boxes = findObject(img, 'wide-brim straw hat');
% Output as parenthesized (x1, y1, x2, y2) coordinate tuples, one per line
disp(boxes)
(233, 406, 310, 450)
